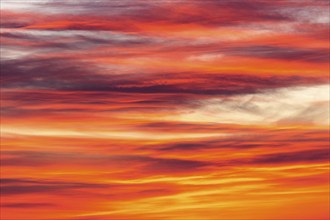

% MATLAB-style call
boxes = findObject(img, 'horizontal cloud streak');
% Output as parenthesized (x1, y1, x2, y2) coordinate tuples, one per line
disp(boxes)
(1, 203, 55, 208)
(1, 178, 108, 195)
(250, 149, 330, 164)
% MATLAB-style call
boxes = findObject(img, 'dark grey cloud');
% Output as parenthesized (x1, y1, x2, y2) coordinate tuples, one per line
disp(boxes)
(144, 157, 211, 173)
(149, 128, 329, 152)
(158, 141, 265, 152)
(0, 90, 190, 117)
(251, 149, 329, 164)
(1, 57, 325, 93)
(0, 22, 29, 28)
(0, 57, 118, 91)
(0, 31, 157, 53)
(1, 203, 55, 208)
(1, 178, 108, 195)
(2, 0, 328, 42)
(1, 151, 211, 174)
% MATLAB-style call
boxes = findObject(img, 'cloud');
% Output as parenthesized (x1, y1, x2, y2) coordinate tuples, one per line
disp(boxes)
(1, 203, 55, 208)
(187, 53, 224, 62)
(172, 84, 330, 126)
(1, 56, 325, 94)
(0, 30, 157, 55)
(1, 178, 108, 195)
(250, 149, 329, 164)
(229, 45, 330, 63)
(1, 151, 211, 174)
(1, 1, 329, 219)
(157, 141, 263, 152)
(150, 126, 329, 152)
(1, 0, 326, 34)
(144, 157, 211, 173)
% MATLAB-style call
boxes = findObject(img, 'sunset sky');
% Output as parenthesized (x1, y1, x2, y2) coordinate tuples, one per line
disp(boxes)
(0, 0, 329, 219)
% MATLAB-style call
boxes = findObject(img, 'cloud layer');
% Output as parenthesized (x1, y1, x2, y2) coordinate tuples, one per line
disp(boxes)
(1, 0, 329, 220)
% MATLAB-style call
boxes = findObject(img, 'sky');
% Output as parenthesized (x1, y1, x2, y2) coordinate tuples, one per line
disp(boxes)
(0, 0, 329, 219)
